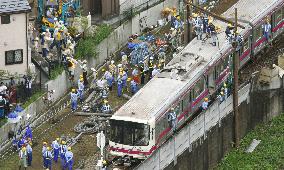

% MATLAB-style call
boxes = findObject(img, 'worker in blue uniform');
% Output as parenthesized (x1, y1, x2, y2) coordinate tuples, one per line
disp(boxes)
(78, 78, 84, 103)
(60, 140, 67, 169)
(24, 125, 32, 140)
(70, 89, 78, 112)
(262, 18, 272, 45)
(26, 142, 33, 166)
(104, 70, 114, 91)
(202, 98, 209, 111)
(117, 75, 123, 97)
(52, 138, 60, 163)
(64, 147, 74, 170)
(121, 71, 128, 88)
(167, 108, 177, 132)
(42, 142, 47, 168)
(130, 79, 138, 94)
(44, 147, 52, 170)
(101, 100, 111, 114)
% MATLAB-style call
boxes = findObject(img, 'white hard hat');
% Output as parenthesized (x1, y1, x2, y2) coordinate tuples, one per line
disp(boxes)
(111, 60, 115, 64)
(54, 17, 58, 21)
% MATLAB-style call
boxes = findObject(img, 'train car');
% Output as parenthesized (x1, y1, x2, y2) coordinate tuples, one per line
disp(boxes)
(109, 0, 284, 160)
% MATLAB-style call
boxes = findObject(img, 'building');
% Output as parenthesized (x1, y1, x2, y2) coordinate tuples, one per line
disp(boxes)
(81, 0, 119, 19)
(0, 0, 31, 76)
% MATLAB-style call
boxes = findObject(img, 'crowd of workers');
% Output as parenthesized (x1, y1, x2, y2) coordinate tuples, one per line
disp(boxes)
(15, 125, 74, 170)
(41, 138, 74, 170)
(0, 76, 35, 120)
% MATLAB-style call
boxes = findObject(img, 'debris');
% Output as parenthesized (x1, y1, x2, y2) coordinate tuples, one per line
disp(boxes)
(258, 68, 272, 85)
(122, 94, 131, 100)
(74, 112, 112, 117)
(246, 139, 261, 153)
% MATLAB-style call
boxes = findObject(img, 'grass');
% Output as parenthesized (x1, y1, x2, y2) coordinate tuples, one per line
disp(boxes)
(0, 118, 7, 128)
(218, 113, 284, 170)
(49, 65, 65, 80)
(22, 91, 45, 109)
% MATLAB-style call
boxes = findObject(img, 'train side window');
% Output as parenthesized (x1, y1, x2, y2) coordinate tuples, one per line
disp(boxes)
(193, 78, 205, 99)
(180, 100, 184, 112)
(283, 7, 284, 20)
(183, 93, 190, 110)
(273, 9, 282, 28)
(243, 38, 249, 51)
(254, 25, 263, 42)
(214, 58, 228, 80)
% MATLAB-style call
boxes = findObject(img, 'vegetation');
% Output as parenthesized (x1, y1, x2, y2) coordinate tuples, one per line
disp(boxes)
(49, 65, 65, 80)
(123, 8, 137, 20)
(0, 118, 7, 128)
(218, 113, 284, 170)
(22, 91, 45, 109)
(75, 24, 112, 59)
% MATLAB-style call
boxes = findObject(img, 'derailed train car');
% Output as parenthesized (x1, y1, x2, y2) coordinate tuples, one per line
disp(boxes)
(109, 0, 284, 160)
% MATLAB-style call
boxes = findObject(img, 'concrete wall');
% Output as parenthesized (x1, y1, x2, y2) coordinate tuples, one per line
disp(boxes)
(0, 13, 30, 75)
(0, 95, 47, 145)
(136, 82, 284, 170)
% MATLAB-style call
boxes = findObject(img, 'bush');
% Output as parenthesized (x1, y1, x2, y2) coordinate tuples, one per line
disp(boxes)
(75, 24, 112, 59)
(22, 91, 45, 109)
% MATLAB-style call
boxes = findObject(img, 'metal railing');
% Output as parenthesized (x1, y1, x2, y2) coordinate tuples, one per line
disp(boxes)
(120, 0, 163, 15)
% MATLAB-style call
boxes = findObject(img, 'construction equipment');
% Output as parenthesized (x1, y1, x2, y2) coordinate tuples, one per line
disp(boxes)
(37, 0, 80, 32)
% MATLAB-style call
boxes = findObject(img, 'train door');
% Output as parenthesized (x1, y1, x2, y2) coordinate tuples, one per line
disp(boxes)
(214, 55, 231, 89)
(271, 7, 284, 38)
(239, 35, 251, 67)
(252, 19, 266, 54)
(191, 76, 208, 113)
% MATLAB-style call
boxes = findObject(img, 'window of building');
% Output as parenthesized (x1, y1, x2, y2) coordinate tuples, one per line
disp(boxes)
(1, 15, 10, 24)
(5, 49, 23, 65)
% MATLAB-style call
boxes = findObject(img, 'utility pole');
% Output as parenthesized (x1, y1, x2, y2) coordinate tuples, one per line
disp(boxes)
(184, 7, 189, 45)
(187, 2, 243, 148)
(184, 0, 193, 45)
(233, 8, 240, 148)
(187, 0, 193, 42)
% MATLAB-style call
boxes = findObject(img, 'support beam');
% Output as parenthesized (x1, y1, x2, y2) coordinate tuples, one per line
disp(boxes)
(233, 8, 240, 148)
(74, 112, 112, 117)
(187, 2, 246, 29)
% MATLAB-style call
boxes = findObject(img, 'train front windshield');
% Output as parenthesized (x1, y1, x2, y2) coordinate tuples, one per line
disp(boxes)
(110, 119, 150, 146)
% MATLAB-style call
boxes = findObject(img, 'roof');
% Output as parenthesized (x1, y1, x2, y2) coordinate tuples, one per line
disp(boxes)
(223, 0, 281, 24)
(0, 0, 31, 15)
(114, 78, 185, 120)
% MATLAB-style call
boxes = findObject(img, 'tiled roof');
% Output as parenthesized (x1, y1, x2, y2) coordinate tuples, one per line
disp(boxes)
(0, 0, 31, 14)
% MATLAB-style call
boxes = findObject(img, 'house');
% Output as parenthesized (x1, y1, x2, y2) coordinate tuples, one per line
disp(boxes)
(81, 0, 119, 19)
(0, 0, 31, 76)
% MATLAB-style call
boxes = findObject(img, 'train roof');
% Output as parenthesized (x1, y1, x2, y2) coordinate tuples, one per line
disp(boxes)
(112, 0, 281, 122)
(223, 0, 282, 25)
(114, 78, 185, 120)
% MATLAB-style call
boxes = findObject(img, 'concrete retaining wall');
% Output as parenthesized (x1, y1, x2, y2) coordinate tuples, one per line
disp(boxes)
(0, 95, 47, 145)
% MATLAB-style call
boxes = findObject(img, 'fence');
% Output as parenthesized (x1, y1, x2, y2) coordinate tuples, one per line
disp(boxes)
(120, 0, 163, 15)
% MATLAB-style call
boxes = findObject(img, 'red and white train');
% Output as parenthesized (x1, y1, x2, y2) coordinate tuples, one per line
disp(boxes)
(109, 0, 284, 159)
